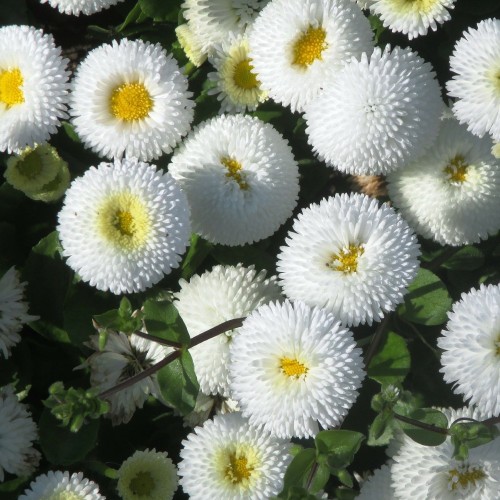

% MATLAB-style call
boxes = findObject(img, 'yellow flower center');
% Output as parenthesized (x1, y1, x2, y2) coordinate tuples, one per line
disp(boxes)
(97, 192, 150, 251)
(110, 82, 153, 121)
(233, 58, 259, 90)
(495, 334, 500, 356)
(128, 470, 155, 496)
(0, 68, 24, 107)
(221, 156, 249, 190)
(448, 467, 486, 491)
(292, 26, 327, 68)
(327, 244, 365, 273)
(41, 492, 83, 500)
(388, 0, 438, 13)
(226, 454, 254, 484)
(444, 154, 468, 183)
(280, 357, 308, 378)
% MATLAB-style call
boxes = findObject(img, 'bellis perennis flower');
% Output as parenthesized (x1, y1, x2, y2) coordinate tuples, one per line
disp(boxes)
(39, 0, 125, 16)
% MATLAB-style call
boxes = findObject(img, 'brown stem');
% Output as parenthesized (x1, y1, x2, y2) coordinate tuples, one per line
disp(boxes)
(305, 461, 319, 491)
(364, 314, 391, 367)
(132, 330, 183, 349)
(478, 416, 500, 427)
(393, 412, 448, 435)
(423, 246, 461, 272)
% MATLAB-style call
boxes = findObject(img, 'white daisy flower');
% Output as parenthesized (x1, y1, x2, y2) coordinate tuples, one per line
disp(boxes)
(175, 24, 207, 67)
(174, 264, 282, 398)
(0, 385, 40, 482)
(0, 267, 37, 359)
(19, 471, 103, 499)
(71, 38, 194, 161)
(178, 412, 291, 499)
(447, 19, 500, 142)
(305, 45, 443, 175)
(39, 0, 125, 15)
(169, 114, 299, 246)
(391, 406, 500, 500)
(249, 0, 373, 112)
(57, 158, 191, 295)
(366, 0, 456, 39)
(86, 330, 165, 425)
(117, 449, 178, 500)
(0, 25, 69, 153)
(229, 300, 365, 438)
(277, 193, 420, 327)
(182, 0, 266, 53)
(358, 463, 396, 499)
(438, 284, 500, 418)
(387, 116, 500, 246)
(208, 35, 267, 114)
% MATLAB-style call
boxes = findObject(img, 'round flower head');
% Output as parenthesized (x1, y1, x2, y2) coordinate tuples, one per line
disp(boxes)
(277, 193, 420, 327)
(448, 19, 500, 142)
(19, 471, 103, 499)
(174, 264, 282, 398)
(178, 412, 291, 499)
(387, 117, 500, 246)
(176, 24, 207, 67)
(358, 464, 396, 499)
(305, 45, 443, 175)
(117, 449, 178, 500)
(391, 406, 500, 500)
(0, 267, 37, 359)
(438, 284, 500, 417)
(182, 0, 266, 53)
(0, 385, 40, 481)
(229, 300, 365, 438)
(86, 330, 165, 425)
(57, 158, 191, 294)
(208, 35, 267, 113)
(366, 0, 456, 39)
(71, 38, 194, 161)
(169, 114, 299, 246)
(249, 0, 373, 112)
(0, 25, 69, 153)
(39, 0, 125, 15)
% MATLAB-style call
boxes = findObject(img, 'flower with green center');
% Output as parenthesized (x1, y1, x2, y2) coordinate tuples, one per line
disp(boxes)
(179, 412, 292, 499)
(117, 449, 178, 500)
(57, 158, 191, 294)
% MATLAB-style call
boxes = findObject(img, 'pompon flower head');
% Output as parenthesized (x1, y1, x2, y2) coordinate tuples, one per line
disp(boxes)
(387, 116, 500, 246)
(0, 385, 40, 481)
(39, 0, 125, 16)
(208, 35, 267, 113)
(0, 25, 69, 153)
(57, 158, 191, 294)
(71, 38, 194, 161)
(447, 19, 500, 142)
(178, 412, 292, 499)
(174, 264, 281, 398)
(277, 193, 420, 327)
(117, 449, 178, 500)
(229, 300, 365, 438)
(169, 114, 299, 246)
(0, 267, 37, 359)
(438, 284, 500, 417)
(175, 24, 207, 67)
(391, 406, 500, 500)
(366, 0, 456, 39)
(86, 330, 165, 425)
(305, 45, 443, 175)
(358, 463, 396, 499)
(249, 0, 373, 113)
(19, 471, 103, 499)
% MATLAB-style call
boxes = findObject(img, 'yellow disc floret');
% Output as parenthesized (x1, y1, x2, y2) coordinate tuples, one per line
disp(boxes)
(40, 492, 82, 500)
(226, 454, 254, 484)
(233, 59, 259, 90)
(97, 192, 150, 251)
(216, 444, 259, 489)
(280, 357, 308, 378)
(327, 244, 365, 273)
(387, 0, 439, 14)
(0, 68, 24, 107)
(221, 156, 249, 190)
(110, 82, 153, 121)
(292, 26, 327, 68)
(444, 154, 468, 183)
(448, 467, 486, 491)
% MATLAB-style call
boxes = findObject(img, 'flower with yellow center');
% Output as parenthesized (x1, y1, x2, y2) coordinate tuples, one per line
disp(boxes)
(39, 0, 125, 16)
(229, 300, 365, 438)
(327, 244, 365, 273)
(249, 0, 373, 112)
(71, 38, 193, 161)
(208, 35, 267, 114)
(0, 68, 24, 108)
(57, 158, 191, 294)
(179, 412, 292, 499)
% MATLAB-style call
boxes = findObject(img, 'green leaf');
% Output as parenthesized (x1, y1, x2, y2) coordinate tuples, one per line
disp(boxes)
(398, 408, 448, 446)
(307, 462, 330, 494)
(156, 350, 198, 415)
(39, 409, 99, 466)
(93, 297, 142, 334)
(449, 420, 499, 460)
(368, 331, 411, 386)
(181, 234, 213, 280)
(282, 448, 316, 491)
(117, 2, 143, 31)
(397, 268, 452, 325)
(335, 469, 353, 488)
(442, 246, 485, 271)
(138, 0, 180, 20)
(315, 430, 365, 470)
(143, 299, 190, 345)
(61, 122, 81, 143)
(368, 411, 397, 446)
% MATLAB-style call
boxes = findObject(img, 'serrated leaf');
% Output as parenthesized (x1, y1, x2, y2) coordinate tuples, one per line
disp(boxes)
(143, 299, 190, 345)
(442, 246, 485, 271)
(397, 268, 452, 325)
(315, 430, 365, 470)
(398, 408, 448, 446)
